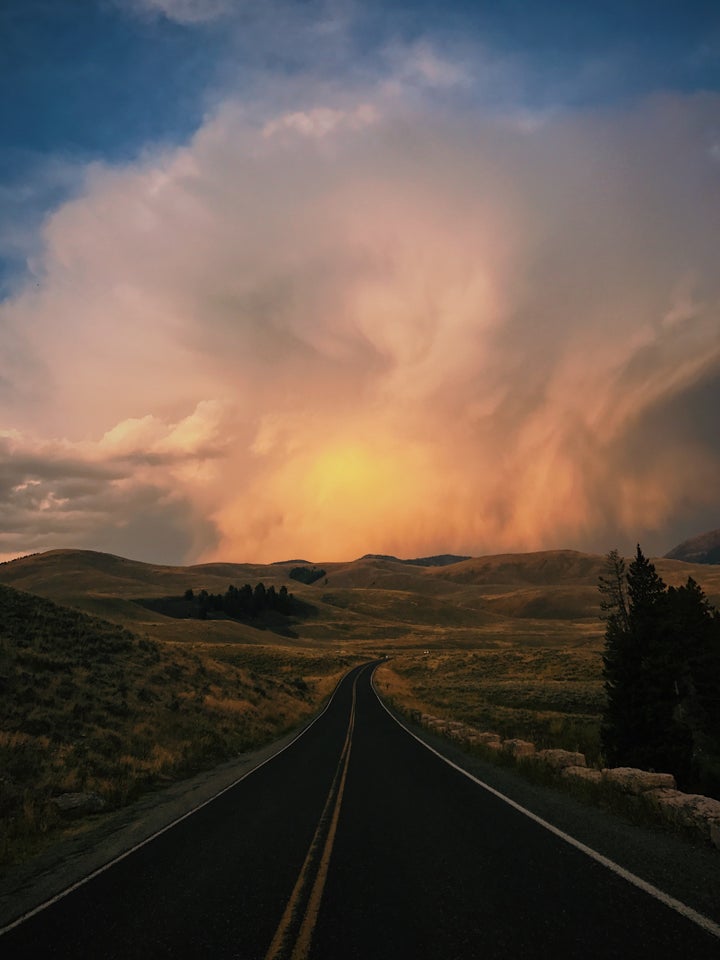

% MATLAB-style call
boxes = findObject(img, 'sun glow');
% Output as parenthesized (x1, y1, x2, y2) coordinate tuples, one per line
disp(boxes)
(307, 442, 415, 507)
(210, 436, 446, 562)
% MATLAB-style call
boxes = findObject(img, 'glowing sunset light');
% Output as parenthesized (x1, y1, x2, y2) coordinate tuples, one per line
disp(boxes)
(306, 442, 415, 507)
(0, 2, 718, 564)
(211, 437, 441, 563)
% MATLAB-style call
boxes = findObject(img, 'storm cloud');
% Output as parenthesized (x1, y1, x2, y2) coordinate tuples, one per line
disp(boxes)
(2, 46, 719, 562)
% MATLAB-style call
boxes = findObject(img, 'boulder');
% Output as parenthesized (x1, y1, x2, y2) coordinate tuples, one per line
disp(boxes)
(644, 788, 720, 840)
(561, 766, 602, 784)
(602, 767, 676, 794)
(475, 731, 504, 745)
(447, 723, 471, 741)
(503, 739, 536, 758)
(536, 749, 587, 770)
(425, 718, 446, 729)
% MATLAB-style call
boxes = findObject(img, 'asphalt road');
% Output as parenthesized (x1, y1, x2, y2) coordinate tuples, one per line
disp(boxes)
(2, 661, 719, 959)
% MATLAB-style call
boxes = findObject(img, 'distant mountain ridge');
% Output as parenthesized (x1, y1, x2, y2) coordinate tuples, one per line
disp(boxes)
(665, 528, 720, 565)
(359, 553, 471, 567)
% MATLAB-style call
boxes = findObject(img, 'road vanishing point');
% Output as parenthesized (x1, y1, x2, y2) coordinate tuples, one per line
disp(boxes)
(2, 661, 719, 959)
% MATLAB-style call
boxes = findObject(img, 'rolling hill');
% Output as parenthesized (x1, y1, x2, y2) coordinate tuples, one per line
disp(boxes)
(0, 580, 350, 865)
(2, 547, 719, 650)
(665, 528, 720, 565)
(0, 549, 588, 645)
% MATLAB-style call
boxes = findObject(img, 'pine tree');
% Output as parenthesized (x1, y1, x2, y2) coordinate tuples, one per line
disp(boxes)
(598, 548, 629, 635)
(601, 545, 670, 770)
(626, 544, 666, 624)
(600, 550, 632, 766)
(664, 578, 720, 791)
(600, 545, 720, 792)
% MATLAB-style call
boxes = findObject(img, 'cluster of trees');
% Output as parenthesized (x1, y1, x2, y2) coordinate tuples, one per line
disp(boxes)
(600, 546, 720, 794)
(184, 583, 296, 620)
(289, 566, 326, 585)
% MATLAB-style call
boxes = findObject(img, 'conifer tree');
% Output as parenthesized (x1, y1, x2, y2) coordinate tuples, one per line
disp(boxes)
(602, 545, 672, 769)
(600, 549, 635, 766)
(600, 545, 720, 792)
(598, 548, 629, 632)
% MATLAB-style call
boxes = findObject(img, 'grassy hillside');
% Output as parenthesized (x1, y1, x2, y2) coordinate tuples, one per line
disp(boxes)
(378, 646, 605, 763)
(0, 582, 353, 866)
(6, 547, 717, 651)
(374, 554, 720, 771)
(425, 549, 605, 586)
(0, 549, 609, 647)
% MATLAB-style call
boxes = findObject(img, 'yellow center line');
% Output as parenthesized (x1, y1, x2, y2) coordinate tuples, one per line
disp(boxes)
(263, 674, 359, 960)
(290, 685, 356, 960)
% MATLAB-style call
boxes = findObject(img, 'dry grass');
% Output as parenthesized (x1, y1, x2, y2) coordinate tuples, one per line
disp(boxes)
(378, 644, 605, 762)
(0, 583, 356, 866)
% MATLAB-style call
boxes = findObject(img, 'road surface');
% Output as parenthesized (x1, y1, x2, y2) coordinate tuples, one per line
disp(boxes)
(2, 661, 719, 958)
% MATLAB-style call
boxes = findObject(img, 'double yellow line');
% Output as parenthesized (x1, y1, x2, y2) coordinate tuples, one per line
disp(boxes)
(264, 672, 359, 960)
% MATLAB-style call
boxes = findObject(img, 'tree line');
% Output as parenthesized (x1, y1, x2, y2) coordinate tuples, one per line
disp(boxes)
(600, 545, 720, 795)
(184, 583, 296, 620)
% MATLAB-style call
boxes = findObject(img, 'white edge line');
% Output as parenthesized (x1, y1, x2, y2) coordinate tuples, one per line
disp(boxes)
(0, 662, 366, 938)
(371, 670, 720, 942)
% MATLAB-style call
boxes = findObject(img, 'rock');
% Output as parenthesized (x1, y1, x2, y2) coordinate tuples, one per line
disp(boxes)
(643, 787, 685, 810)
(475, 731, 503, 745)
(503, 739, 536, 758)
(446, 723, 470, 741)
(561, 766, 602, 784)
(644, 788, 720, 840)
(536, 749, 587, 770)
(429, 721, 449, 732)
(602, 768, 676, 794)
(52, 792, 106, 817)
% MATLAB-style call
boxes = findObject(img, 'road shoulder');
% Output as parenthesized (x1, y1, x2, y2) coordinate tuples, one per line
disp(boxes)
(0, 712, 324, 930)
(376, 693, 720, 928)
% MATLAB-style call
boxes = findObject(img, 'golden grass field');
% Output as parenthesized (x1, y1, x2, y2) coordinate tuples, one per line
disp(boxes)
(2, 546, 719, 865)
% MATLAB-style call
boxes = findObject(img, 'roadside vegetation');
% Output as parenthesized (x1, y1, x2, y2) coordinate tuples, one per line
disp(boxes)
(0, 583, 354, 866)
(380, 547, 720, 803)
(379, 645, 604, 763)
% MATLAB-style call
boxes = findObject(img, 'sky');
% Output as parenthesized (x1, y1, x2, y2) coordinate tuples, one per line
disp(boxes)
(1, 0, 719, 565)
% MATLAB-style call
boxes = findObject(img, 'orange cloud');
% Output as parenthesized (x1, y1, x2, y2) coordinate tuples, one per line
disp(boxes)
(2, 82, 719, 562)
